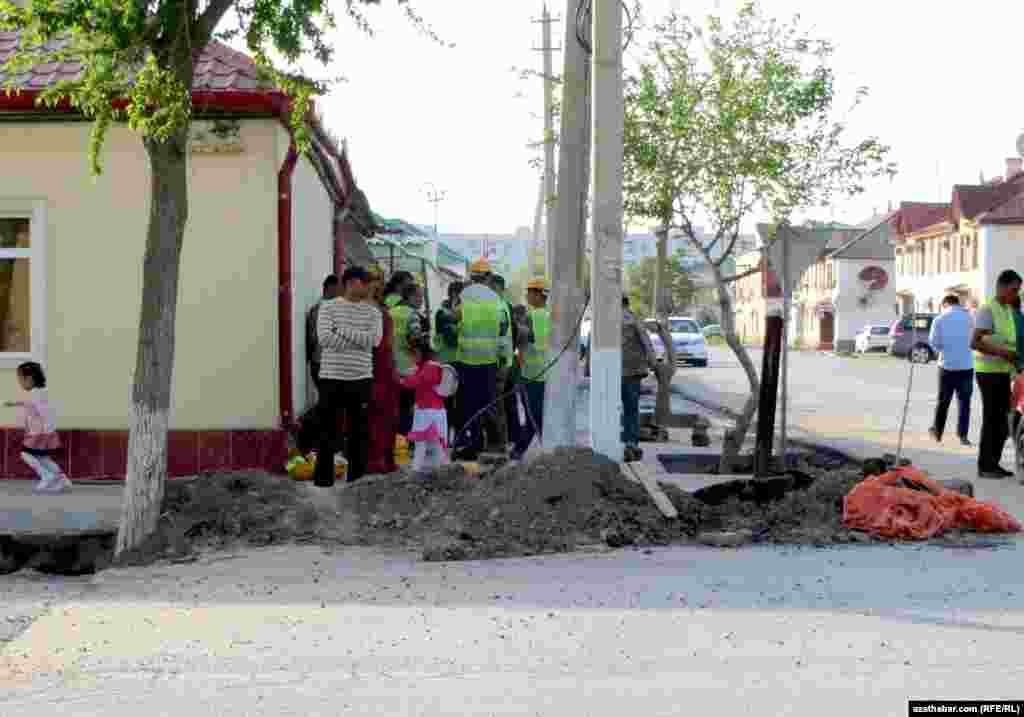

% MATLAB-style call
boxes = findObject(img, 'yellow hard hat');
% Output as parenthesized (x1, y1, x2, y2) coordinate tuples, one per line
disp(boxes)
(526, 277, 549, 292)
(469, 257, 492, 275)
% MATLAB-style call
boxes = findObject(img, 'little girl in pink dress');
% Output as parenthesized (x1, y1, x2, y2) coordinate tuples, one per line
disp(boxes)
(5, 362, 71, 494)
(400, 340, 449, 477)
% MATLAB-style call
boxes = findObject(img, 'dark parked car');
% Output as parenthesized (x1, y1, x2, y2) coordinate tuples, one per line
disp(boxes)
(887, 313, 937, 363)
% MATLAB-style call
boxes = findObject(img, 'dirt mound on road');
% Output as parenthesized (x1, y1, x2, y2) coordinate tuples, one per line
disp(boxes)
(344, 448, 696, 561)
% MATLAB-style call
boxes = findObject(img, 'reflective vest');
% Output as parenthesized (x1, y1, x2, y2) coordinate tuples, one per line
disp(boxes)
(457, 296, 502, 366)
(498, 302, 514, 362)
(522, 307, 552, 382)
(390, 303, 416, 377)
(432, 307, 459, 364)
(974, 299, 1017, 375)
(384, 294, 401, 309)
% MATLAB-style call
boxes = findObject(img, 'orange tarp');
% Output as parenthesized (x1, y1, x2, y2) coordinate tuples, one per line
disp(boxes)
(842, 467, 1022, 540)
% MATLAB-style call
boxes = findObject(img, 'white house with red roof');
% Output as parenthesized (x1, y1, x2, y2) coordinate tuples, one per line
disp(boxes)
(892, 157, 1024, 316)
(0, 34, 377, 480)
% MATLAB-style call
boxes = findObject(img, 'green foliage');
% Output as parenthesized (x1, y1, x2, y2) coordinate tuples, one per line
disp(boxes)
(0, 0, 437, 173)
(622, 1, 896, 267)
(626, 249, 696, 319)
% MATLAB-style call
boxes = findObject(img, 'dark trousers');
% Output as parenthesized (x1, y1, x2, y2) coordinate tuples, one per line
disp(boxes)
(314, 378, 372, 486)
(976, 371, 1011, 472)
(455, 362, 498, 458)
(504, 378, 522, 448)
(621, 376, 643, 447)
(514, 381, 546, 455)
(310, 362, 321, 393)
(398, 388, 416, 437)
(932, 368, 974, 439)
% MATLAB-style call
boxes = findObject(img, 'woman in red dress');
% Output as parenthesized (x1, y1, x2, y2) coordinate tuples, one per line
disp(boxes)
(365, 265, 400, 474)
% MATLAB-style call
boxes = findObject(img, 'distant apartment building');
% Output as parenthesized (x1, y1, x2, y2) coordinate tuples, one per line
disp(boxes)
(892, 157, 1024, 315)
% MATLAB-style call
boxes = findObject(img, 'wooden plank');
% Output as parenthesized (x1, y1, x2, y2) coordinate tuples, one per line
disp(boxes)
(623, 462, 678, 519)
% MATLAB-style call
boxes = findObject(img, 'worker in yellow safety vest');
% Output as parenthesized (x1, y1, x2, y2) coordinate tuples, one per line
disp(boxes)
(454, 257, 509, 460)
(970, 269, 1022, 479)
(511, 277, 551, 461)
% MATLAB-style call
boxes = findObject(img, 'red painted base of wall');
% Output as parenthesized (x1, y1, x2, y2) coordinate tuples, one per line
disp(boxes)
(0, 429, 288, 480)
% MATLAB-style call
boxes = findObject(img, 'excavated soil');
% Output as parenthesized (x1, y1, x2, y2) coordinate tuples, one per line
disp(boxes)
(5, 449, 906, 574)
(112, 447, 876, 567)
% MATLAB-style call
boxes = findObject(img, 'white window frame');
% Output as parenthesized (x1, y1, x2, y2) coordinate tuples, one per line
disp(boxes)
(0, 199, 47, 369)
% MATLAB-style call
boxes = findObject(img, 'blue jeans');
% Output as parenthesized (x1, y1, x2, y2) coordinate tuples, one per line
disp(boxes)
(621, 376, 643, 447)
(454, 362, 498, 458)
(933, 368, 973, 439)
(514, 381, 546, 455)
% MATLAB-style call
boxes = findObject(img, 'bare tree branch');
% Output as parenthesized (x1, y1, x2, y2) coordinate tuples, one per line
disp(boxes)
(720, 264, 762, 284)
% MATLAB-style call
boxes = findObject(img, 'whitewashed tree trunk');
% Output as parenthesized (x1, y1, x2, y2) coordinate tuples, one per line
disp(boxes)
(116, 127, 189, 556)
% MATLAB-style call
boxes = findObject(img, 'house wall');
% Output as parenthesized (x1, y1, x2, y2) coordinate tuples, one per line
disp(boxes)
(981, 224, 1024, 299)
(0, 120, 286, 477)
(833, 258, 898, 348)
(288, 141, 335, 417)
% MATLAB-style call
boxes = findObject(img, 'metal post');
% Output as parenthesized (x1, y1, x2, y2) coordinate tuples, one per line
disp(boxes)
(755, 314, 784, 477)
(780, 225, 790, 469)
(588, 0, 625, 461)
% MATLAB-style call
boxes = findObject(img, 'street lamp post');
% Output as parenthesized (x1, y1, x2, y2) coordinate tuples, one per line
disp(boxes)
(422, 182, 447, 234)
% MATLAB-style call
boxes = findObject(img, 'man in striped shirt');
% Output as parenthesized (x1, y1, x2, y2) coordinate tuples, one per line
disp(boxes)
(315, 266, 383, 486)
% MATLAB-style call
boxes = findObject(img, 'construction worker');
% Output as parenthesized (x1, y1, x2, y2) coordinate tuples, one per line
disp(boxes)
(454, 258, 509, 461)
(486, 273, 516, 452)
(434, 281, 464, 439)
(391, 281, 425, 436)
(511, 277, 551, 461)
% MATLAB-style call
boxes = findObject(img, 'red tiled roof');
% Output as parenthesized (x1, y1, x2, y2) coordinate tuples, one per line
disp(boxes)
(952, 172, 1024, 224)
(0, 30, 276, 97)
(893, 202, 950, 237)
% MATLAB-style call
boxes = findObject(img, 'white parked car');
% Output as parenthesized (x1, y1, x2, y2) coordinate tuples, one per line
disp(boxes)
(854, 324, 891, 353)
(646, 316, 708, 367)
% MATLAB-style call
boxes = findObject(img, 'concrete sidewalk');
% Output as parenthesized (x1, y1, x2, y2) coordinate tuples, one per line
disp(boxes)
(0, 481, 123, 537)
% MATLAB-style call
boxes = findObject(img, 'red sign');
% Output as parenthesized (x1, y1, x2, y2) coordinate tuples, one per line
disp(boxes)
(858, 266, 888, 290)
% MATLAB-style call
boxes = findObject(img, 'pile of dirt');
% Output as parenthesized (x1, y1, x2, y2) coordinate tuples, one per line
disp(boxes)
(665, 462, 871, 545)
(342, 448, 697, 561)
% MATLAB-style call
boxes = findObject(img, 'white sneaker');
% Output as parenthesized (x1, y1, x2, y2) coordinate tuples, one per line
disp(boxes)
(33, 474, 69, 494)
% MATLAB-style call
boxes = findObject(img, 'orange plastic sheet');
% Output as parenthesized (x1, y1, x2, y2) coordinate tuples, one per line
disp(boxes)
(842, 467, 1022, 540)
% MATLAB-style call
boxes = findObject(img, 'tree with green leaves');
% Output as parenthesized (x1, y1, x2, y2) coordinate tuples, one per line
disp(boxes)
(623, 2, 895, 471)
(626, 249, 695, 320)
(0, 0, 437, 555)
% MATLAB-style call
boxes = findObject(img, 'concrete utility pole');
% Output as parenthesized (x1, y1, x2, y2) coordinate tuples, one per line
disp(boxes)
(588, 0, 625, 461)
(541, 3, 558, 279)
(530, 176, 544, 277)
(543, 0, 592, 450)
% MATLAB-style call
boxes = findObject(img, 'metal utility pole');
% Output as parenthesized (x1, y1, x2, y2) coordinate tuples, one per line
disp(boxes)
(543, 0, 591, 450)
(779, 225, 791, 469)
(588, 0, 625, 461)
(423, 182, 447, 234)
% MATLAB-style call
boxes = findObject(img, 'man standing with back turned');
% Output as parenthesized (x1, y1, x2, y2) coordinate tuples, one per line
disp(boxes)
(928, 294, 975, 447)
(971, 270, 1021, 479)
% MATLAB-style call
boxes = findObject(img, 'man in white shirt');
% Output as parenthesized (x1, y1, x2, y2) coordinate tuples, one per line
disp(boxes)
(315, 266, 383, 486)
(928, 294, 975, 446)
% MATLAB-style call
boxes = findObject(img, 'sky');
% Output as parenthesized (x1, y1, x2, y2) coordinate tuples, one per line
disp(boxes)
(310, 1, 1024, 236)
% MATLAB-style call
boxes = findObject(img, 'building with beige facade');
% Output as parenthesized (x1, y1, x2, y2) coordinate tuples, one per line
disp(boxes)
(893, 159, 1024, 315)
(0, 36, 377, 479)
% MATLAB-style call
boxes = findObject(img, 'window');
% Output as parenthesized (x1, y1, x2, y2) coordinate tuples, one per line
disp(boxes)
(669, 319, 701, 334)
(0, 200, 46, 366)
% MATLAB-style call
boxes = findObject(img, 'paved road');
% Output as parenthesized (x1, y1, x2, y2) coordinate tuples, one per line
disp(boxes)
(3, 544, 1024, 715)
(673, 345, 1024, 512)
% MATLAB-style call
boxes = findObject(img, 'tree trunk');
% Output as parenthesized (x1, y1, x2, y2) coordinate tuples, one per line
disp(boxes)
(708, 262, 759, 474)
(115, 129, 190, 557)
(653, 227, 675, 425)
